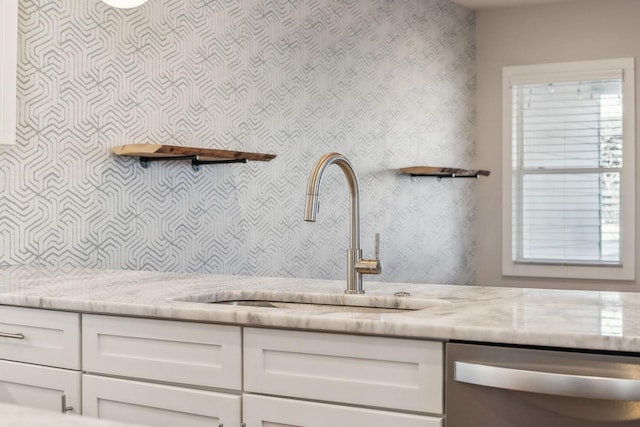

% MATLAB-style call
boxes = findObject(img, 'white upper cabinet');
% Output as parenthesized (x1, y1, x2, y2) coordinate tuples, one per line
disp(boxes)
(0, 0, 18, 145)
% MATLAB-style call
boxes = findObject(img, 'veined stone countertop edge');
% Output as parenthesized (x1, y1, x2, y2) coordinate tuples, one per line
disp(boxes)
(0, 265, 638, 353)
(0, 401, 147, 427)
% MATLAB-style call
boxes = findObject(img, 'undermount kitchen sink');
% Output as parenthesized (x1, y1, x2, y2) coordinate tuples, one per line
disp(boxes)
(215, 300, 412, 313)
(173, 289, 450, 314)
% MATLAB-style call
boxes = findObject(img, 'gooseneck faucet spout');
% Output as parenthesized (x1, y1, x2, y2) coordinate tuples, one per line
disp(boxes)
(304, 152, 382, 294)
(304, 152, 361, 246)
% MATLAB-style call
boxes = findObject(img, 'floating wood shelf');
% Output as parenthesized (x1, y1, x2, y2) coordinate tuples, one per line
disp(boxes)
(113, 144, 276, 171)
(400, 166, 490, 179)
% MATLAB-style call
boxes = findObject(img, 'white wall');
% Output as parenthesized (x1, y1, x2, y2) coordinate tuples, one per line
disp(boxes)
(476, 0, 640, 291)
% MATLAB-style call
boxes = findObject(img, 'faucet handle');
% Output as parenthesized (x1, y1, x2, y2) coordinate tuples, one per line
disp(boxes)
(355, 233, 383, 275)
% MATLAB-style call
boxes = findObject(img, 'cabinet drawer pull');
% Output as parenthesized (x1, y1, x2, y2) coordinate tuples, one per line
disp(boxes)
(61, 394, 73, 413)
(0, 332, 24, 340)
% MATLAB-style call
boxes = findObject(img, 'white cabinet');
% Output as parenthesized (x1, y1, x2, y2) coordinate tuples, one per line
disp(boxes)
(243, 394, 443, 427)
(244, 328, 444, 426)
(244, 327, 444, 414)
(83, 314, 241, 389)
(1, 307, 446, 426)
(0, 358, 80, 414)
(82, 314, 243, 426)
(0, 306, 81, 414)
(0, 305, 81, 369)
(0, 0, 18, 145)
(83, 374, 241, 427)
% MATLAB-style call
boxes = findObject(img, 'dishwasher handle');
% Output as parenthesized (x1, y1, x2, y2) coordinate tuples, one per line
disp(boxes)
(455, 361, 640, 401)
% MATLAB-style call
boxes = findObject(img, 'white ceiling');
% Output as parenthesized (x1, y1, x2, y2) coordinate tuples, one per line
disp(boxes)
(450, 0, 592, 10)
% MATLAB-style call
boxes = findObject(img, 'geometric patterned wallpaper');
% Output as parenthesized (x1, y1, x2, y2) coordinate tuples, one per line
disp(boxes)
(0, 0, 476, 285)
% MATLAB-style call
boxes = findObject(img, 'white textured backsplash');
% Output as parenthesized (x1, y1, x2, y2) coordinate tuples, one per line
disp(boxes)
(0, 0, 476, 284)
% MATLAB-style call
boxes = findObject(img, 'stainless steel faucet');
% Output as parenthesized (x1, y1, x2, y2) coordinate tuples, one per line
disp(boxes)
(304, 152, 382, 294)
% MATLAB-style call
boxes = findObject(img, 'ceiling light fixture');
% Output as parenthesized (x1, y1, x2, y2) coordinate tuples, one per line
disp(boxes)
(101, 0, 149, 8)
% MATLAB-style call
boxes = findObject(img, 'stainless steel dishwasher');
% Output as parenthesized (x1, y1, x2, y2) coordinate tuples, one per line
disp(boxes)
(446, 342, 640, 426)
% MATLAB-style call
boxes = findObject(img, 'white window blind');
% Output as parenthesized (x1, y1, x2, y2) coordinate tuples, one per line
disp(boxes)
(502, 59, 635, 280)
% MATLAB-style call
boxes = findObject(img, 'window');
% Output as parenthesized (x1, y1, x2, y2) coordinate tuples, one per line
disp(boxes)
(502, 58, 635, 280)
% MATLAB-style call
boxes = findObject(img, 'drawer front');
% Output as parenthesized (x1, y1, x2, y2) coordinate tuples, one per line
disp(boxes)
(244, 328, 443, 414)
(243, 394, 443, 427)
(83, 314, 241, 390)
(83, 374, 241, 427)
(0, 358, 81, 415)
(0, 305, 80, 369)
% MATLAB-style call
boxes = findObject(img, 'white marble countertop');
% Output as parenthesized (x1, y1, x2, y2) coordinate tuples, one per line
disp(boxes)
(1, 402, 145, 427)
(0, 265, 638, 353)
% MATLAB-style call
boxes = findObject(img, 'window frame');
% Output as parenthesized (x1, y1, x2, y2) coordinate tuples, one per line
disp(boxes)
(502, 58, 635, 281)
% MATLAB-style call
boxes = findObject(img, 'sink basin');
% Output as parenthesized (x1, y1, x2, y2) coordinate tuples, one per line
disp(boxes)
(215, 300, 412, 313)
(173, 290, 450, 314)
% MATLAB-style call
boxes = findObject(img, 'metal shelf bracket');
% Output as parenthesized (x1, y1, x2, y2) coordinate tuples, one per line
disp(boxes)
(139, 156, 248, 171)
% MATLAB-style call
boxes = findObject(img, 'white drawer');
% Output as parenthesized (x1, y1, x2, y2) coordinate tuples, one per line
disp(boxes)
(0, 305, 80, 369)
(0, 358, 81, 414)
(83, 374, 241, 427)
(244, 328, 444, 414)
(243, 394, 443, 427)
(83, 314, 242, 390)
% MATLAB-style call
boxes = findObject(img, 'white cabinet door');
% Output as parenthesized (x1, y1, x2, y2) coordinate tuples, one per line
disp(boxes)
(0, 359, 81, 414)
(244, 328, 444, 414)
(0, 0, 18, 145)
(243, 394, 443, 427)
(83, 374, 242, 427)
(0, 305, 81, 369)
(83, 314, 241, 390)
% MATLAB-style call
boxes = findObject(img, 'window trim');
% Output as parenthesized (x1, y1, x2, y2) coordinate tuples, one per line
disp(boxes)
(502, 58, 635, 281)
